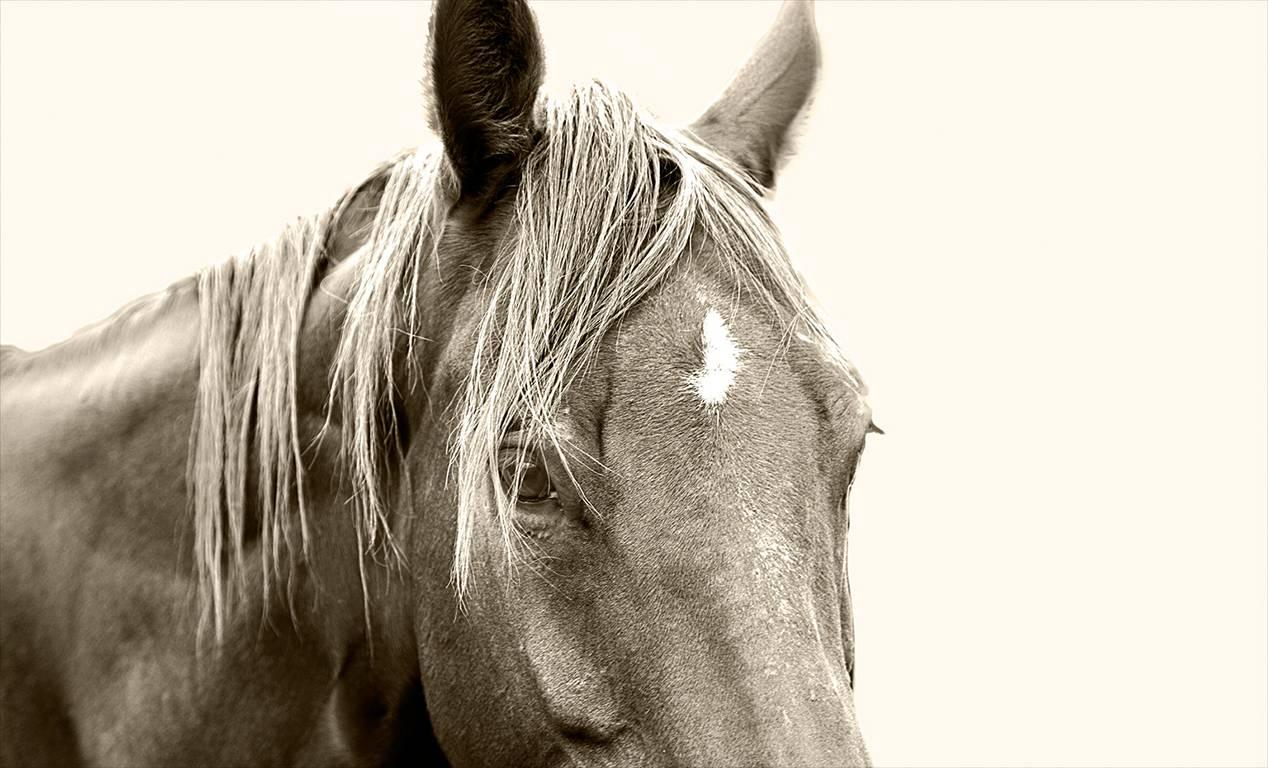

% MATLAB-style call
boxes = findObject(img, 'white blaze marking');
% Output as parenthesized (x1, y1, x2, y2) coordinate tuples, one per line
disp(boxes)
(691, 308, 743, 405)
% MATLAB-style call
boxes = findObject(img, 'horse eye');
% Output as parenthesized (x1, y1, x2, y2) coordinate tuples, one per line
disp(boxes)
(499, 451, 554, 503)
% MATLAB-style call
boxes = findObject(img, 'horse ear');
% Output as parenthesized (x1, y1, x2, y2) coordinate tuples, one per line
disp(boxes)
(427, 0, 545, 199)
(690, 0, 820, 191)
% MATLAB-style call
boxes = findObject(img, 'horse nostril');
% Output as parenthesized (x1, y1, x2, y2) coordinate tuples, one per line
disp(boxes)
(557, 718, 626, 745)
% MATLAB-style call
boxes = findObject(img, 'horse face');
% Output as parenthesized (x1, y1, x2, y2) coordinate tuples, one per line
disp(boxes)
(544, 271, 868, 764)
(415, 265, 871, 767)
(408, 1, 871, 764)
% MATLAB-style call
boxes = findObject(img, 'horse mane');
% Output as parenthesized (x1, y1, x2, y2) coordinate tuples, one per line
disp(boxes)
(189, 151, 421, 640)
(190, 80, 857, 638)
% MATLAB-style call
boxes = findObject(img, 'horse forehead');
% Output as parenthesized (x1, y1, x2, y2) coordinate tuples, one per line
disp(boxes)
(597, 275, 819, 480)
(611, 277, 781, 399)
(585, 277, 830, 601)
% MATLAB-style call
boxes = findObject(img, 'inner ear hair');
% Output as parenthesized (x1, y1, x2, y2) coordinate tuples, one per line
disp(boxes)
(324, 166, 391, 265)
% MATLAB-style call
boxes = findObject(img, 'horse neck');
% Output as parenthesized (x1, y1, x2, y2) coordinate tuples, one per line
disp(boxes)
(0, 258, 413, 654)
(0, 277, 203, 528)
(0, 276, 211, 679)
(293, 254, 420, 653)
(0, 267, 425, 759)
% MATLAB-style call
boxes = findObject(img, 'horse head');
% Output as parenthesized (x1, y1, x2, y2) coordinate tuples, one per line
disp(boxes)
(353, 0, 878, 763)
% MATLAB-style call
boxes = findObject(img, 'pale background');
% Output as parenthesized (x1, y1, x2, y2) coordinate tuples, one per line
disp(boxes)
(1, 1, 1265, 765)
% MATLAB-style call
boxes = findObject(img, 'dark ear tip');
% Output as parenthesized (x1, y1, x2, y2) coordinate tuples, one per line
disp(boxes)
(428, 0, 545, 199)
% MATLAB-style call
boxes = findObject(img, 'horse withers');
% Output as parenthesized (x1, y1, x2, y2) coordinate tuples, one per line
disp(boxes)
(0, 0, 876, 765)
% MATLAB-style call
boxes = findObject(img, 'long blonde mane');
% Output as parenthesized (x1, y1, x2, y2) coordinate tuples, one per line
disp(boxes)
(190, 81, 857, 638)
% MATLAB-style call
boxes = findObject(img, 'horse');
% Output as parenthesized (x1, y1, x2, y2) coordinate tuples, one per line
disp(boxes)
(0, 0, 877, 764)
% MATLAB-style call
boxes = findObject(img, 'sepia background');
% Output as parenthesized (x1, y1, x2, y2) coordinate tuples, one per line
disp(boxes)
(2, 1, 1265, 765)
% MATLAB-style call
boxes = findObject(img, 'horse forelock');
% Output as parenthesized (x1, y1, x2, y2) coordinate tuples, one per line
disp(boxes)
(189, 79, 861, 638)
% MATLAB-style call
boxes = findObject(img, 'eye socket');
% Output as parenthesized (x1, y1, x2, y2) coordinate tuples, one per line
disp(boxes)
(498, 448, 556, 504)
